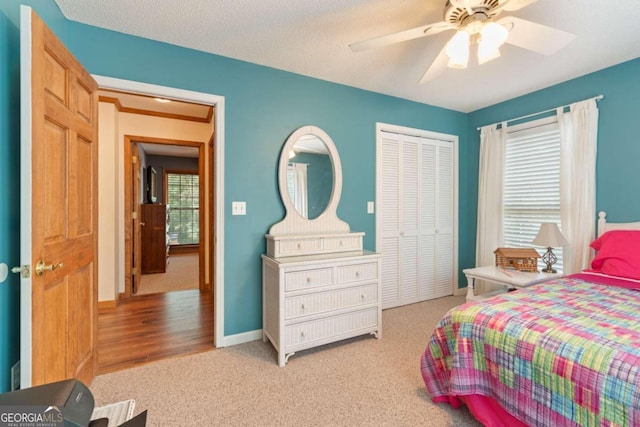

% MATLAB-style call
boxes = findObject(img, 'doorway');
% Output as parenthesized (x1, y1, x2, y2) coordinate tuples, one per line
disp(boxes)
(123, 135, 207, 297)
(94, 76, 226, 353)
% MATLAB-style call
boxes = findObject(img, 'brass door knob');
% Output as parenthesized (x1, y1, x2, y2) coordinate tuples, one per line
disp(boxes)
(35, 260, 63, 276)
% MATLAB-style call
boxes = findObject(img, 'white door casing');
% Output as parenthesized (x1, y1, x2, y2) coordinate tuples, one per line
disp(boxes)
(94, 75, 226, 348)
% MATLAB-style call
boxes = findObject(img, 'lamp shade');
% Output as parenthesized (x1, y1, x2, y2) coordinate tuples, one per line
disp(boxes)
(532, 222, 569, 248)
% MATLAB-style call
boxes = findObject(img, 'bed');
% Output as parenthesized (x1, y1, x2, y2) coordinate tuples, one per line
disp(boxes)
(421, 212, 640, 426)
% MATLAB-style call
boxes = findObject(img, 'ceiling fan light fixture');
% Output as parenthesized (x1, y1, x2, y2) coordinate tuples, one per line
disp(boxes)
(478, 44, 501, 64)
(479, 22, 508, 50)
(446, 30, 470, 68)
(476, 22, 508, 64)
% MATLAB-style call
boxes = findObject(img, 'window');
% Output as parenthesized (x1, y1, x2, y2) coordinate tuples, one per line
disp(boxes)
(503, 117, 563, 270)
(166, 172, 199, 245)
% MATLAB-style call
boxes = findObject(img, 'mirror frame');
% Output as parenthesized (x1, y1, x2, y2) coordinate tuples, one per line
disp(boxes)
(269, 125, 350, 236)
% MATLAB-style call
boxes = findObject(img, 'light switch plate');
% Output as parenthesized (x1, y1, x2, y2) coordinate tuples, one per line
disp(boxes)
(232, 201, 246, 215)
(367, 201, 375, 214)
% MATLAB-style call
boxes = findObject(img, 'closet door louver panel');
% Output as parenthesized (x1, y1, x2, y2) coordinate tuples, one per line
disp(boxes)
(436, 141, 454, 297)
(401, 137, 419, 233)
(435, 234, 454, 297)
(418, 140, 437, 300)
(400, 235, 418, 305)
(381, 238, 399, 308)
(400, 138, 419, 305)
(437, 142, 454, 234)
(380, 135, 401, 308)
(418, 234, 436, 300)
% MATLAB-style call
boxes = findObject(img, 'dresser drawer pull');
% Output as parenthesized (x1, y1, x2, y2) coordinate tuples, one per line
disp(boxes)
(301, 303, 305, 310)
(297, 243, 301, 249)
(355, 271, 360, 278)
(306, 277, 312, 283)
(361, 294, 365, 299)
(300, 331, 305, 337)
(339, 240, 343, 246)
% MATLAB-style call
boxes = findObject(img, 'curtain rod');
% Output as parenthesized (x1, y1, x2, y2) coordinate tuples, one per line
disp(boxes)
(476, 95, 604, 131)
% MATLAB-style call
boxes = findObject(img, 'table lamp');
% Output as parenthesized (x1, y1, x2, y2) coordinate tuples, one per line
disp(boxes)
(532, 222, 568, 273)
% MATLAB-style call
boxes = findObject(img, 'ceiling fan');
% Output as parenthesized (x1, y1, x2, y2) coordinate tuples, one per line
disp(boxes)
(349, 0, 576, 83)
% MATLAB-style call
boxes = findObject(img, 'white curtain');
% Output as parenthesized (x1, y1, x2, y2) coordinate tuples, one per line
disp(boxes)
(558, 99, 599, 273)
(475, 123, 507, 267)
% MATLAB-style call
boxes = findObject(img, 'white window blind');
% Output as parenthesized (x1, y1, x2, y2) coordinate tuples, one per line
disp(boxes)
(504, 118, 563, 271)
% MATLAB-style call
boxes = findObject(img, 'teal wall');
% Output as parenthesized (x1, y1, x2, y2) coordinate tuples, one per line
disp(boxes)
(1, 0, 638, 393)
(467, 58, 640, 255)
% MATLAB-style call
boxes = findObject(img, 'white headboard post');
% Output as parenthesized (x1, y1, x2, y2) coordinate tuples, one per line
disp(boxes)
(598, 211, 607, 237)
(597, 211, 640, 237)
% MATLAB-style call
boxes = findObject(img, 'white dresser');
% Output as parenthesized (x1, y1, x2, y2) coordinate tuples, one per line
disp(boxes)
(263, 125, 381, 366)
(262, 250, 381, 366)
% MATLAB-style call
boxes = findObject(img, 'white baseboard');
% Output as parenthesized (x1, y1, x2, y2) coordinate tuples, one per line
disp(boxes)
(222, 329, 262, 347)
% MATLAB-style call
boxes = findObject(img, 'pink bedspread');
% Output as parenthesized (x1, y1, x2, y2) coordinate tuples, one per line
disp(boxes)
(421, 273, 640, 426)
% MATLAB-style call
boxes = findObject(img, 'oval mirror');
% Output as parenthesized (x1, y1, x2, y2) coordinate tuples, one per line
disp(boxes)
(269, 125, 349, 236)
(286, 134, 333, 219)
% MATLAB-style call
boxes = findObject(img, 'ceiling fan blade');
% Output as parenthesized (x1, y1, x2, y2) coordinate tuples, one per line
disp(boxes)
(499, 0, 539, 12)
(419, 43, 450, 84)
(349, 22, 453, 52)
(498, 16, 576, 55)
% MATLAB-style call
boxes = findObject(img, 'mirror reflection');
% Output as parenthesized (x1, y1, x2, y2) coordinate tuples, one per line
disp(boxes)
(286, 134, 334, 219)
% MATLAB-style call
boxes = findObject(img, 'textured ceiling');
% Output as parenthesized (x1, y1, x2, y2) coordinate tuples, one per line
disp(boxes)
(55, 0, 640, 112)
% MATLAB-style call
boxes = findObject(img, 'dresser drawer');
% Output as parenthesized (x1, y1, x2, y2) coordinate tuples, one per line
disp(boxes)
(323, 236, 362, 252)
(336, 262, 378, 284)
(279, 238, 322, 255)
(285, 267, 333, 291)
(285, 307, 378, 350)
(285, 283, 378, 319)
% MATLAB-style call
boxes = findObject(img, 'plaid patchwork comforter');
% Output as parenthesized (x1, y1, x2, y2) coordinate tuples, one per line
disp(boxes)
(421, 275, 640, 426)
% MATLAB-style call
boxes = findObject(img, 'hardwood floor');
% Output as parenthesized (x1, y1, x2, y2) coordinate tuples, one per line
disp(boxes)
(97, 290, 215, 374)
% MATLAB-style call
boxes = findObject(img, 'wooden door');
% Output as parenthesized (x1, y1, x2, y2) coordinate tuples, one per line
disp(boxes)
(132, 143, 142, 294)
(140, 204, 168, 274)
(20, 6, 98, 387)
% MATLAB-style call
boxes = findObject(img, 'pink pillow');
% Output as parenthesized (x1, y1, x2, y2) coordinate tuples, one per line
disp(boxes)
(588, 230, 640, 280)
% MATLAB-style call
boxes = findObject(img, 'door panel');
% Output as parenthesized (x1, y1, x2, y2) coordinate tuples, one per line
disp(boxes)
(21, 6, 98, 387)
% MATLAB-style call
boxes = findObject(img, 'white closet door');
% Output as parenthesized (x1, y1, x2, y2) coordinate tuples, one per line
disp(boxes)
(418, 140, 437, 301)
(435, 141, 454, 298)
(380, 134, 400, 308)
(399, 136, 419, 306)
(378, 129, 456, 309)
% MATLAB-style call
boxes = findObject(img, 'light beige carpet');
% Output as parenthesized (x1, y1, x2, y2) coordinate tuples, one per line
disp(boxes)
(90, 295, 482, 426)
(137, 253, 199, 295)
